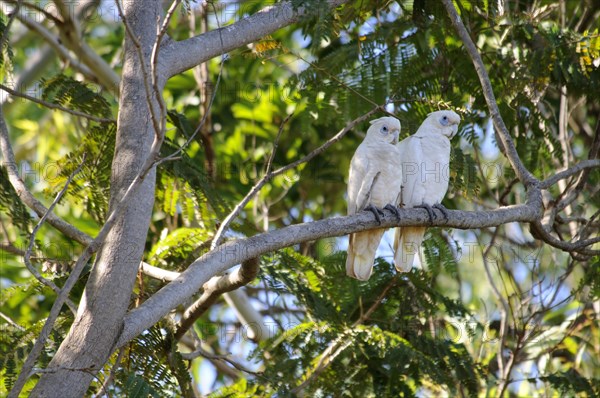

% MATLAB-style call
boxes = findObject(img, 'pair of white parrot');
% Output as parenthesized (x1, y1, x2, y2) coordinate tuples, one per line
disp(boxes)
(346, 110, 461, 280)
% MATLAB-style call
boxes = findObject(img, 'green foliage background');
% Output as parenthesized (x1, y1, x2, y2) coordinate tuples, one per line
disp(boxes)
(1, 0, 599, 396)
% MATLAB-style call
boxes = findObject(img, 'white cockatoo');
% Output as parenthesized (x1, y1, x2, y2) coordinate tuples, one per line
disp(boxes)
(346, 116, 402, 280)
(393, 110, 461, 272)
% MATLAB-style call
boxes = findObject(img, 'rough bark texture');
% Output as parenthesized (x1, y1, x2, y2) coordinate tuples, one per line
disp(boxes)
(30, 1, 161, 396)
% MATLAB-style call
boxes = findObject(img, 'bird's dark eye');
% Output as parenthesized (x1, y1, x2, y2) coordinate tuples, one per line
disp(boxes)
(439, 115, 450, 126)
(380, 126, 389, 134)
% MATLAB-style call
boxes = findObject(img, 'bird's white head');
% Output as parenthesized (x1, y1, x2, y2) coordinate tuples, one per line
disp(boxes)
(366, 116, 401, 145)
(419, 110, 461, 139)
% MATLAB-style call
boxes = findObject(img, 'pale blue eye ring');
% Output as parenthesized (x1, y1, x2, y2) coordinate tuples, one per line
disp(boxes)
(380, 126, 389, 134)
(440, 115, 449, 126)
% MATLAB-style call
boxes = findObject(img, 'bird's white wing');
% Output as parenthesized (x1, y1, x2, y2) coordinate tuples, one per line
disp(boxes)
(398, 136, 425, 207)
(393, 135, 427, 272)
(347, 146, 369, 215)
(419, 135, 451, 205)
(346, 117, 403, 280)
(346, 143, 384, 281)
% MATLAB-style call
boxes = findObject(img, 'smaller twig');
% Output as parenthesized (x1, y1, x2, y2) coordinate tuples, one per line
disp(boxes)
(211, 105, 385, 249)
(181, 344, 263, 377)
(0, 311, 25, 330)
(156, 1, 226, 166)
(210, 114, 293, 248)
(441, 0, 539, 188)
(264, 114, 290, 174)
(22, 154, 87, 315)
(0, 84, 115, 123)
(139, 262, 180, 281)
(478, 230, 511, 393)
(150, 0, 182, 124)
(96, 347, 125, 398)
(184, 328, 241, 380)
(541, 159, 600, 189)
(114, 0, 163, 140)
(0, 241, 25, 256)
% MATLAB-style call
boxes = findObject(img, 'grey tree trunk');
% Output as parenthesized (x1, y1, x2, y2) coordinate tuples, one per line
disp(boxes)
(30, 1, 161, 396)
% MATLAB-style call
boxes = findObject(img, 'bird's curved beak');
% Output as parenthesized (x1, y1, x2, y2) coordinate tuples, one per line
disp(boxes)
(449, 124, 459, 139)
(391, 129, 400, 145)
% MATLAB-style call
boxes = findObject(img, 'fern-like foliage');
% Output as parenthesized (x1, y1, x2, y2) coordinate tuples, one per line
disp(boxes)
(244, 250, 481, 395)
(0, 11, 14, 79)
(40, 75, 112, 119)
(0, 166, 31, 233)
(104, 323, 191, 397)
(48, 123, 116, 223)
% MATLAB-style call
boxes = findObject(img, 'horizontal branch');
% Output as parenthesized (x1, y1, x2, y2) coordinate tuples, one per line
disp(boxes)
(163, 0, 349, 77)
(540, 159, 600, 189)
(117, 203, 539, 347)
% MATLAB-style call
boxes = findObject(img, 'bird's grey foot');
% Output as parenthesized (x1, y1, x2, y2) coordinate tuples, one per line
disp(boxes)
(364, 204, 385, 225)
(415, 203, 435, 224)
(384, 204, 401, 220)
(433, 203, 449, 221)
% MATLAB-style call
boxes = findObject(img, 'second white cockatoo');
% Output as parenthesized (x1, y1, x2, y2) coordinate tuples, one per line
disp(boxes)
(346, 116, 402, 280)
(393, 110, 461, 272)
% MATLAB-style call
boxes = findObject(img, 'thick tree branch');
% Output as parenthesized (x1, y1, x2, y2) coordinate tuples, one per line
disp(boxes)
(175, 257, 259, 340)
(163, 0, 349, 77)
(117, 203, 540, 347)
(139, 262, 180, 281)
(441, 0, 539, 188)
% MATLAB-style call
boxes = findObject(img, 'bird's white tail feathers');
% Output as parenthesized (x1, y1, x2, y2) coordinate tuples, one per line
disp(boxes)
(393, 227, 426, 272)
(346, 229, 385, 280)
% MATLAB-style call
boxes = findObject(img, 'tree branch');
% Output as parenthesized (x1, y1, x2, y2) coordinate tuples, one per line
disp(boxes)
(163, 0, 350, 77)
(540, 159, 600, 189)
(441, 0, 539, 188)
(51, 0, 121, 95)
(1, 0, 102, 108)
(21, 154, 86, 316)
(117, 202, 540, 348)
(9, 11, 96, 81)
(210, 113, 292, 249)
(175, 257, 259, 340)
